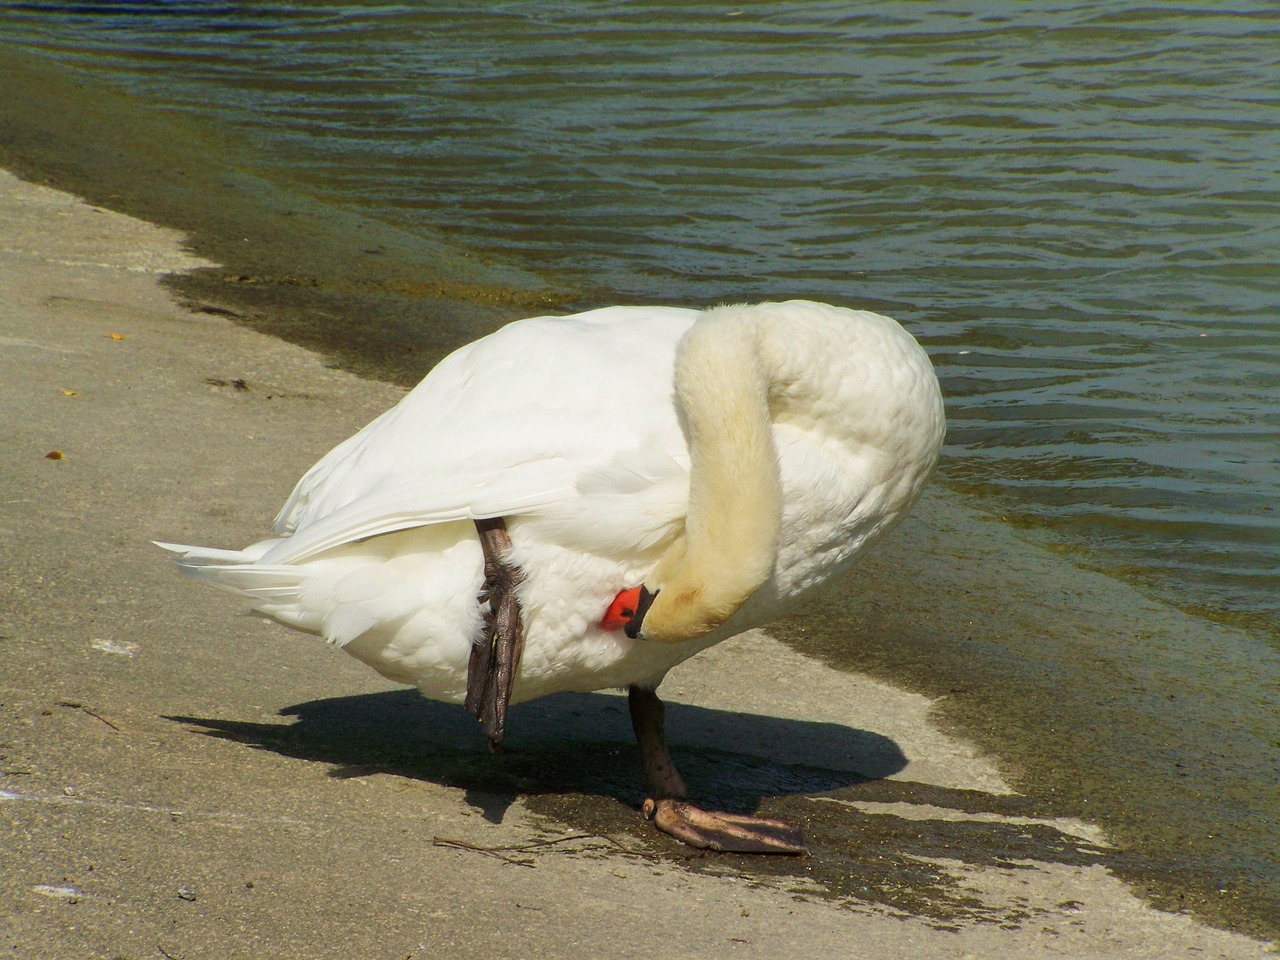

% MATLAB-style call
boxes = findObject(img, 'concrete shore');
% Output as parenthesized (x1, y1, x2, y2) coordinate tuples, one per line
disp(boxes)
(1, 168, 1271, 959)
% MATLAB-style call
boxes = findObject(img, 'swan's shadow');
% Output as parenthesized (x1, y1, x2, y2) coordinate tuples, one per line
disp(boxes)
(170, 689, 906, 828)
(171, 693, 1117, 927)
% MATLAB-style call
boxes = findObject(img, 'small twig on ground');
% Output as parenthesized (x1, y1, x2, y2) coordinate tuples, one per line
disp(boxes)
(57, 701, 120, 733)
(513, 832, 658, 859)
(432, 831, 659, 864)
(431, 836, 537, 867)
(506, 833, 597, 851)
(590, 833, 661, 858)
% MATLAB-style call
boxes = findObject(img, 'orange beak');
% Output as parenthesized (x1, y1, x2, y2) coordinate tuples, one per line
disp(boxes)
(601, 585, 644, 631)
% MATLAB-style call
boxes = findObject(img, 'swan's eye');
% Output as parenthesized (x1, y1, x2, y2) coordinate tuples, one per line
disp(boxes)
(601, 586, 644, 630)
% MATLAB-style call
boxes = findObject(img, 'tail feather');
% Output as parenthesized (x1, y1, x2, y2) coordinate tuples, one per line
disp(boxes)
(154, 539, 278, 564)
(156, 539, 319, 631)
(157, 527, 482, 654)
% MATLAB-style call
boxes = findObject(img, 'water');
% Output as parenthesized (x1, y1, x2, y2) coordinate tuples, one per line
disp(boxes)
(2, 0, 1277, 938)
(4, 1, 1276, 628)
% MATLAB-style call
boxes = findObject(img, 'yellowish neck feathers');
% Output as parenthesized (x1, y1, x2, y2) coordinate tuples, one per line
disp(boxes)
(639, 308, 783, 644)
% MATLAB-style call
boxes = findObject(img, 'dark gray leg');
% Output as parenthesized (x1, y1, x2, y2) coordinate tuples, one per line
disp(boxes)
(466, 517, 525, 747)
(627, 686, 807, 855)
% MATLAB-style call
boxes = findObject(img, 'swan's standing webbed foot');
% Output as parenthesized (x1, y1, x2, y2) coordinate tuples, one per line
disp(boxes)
(642, 798, 807, 854)
(466, 517, 525, 748)
(627, 686, 807, 856)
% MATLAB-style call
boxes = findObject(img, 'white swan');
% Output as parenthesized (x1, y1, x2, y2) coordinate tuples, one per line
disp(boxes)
(162, 299, 944, 853)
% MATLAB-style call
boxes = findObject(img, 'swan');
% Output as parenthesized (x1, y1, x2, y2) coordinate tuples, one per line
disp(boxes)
(161, 299, 945, 853)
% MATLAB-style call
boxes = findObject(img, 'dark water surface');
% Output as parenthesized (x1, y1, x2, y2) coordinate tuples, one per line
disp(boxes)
(2, 0, 1276, 941)
(4, 1, 1276, 626)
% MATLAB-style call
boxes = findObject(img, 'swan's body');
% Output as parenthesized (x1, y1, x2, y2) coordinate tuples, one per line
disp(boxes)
(164, 299, 944, 852)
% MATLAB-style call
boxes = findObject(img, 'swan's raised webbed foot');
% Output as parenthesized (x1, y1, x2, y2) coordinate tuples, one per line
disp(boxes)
(466, 517, 525, 748)
(627, 686, 807, 855)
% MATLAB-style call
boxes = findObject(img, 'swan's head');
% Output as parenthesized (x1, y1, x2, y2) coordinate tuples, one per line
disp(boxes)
(601, 584, 659, 637)
(602, 582, 738, 644)
(600, 538, 772, 644)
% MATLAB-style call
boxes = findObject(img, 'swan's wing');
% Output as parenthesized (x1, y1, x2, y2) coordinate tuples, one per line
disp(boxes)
(262, 307, 697, 564)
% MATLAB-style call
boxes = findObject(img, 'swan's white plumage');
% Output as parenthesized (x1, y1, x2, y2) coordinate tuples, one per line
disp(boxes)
(164, 300, 944, 706)
(265, 306, 697, 563)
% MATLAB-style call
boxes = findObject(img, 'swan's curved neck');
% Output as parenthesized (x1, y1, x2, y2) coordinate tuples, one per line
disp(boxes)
(639, 308, 783, 643)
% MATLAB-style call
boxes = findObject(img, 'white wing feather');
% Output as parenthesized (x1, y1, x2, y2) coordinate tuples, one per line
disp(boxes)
(262, 306, 698, 564)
